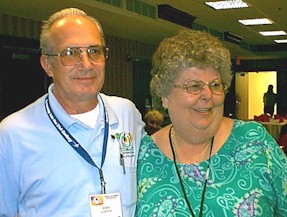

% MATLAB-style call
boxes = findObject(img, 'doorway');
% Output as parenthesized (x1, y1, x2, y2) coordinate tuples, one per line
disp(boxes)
(235, 71, 277, 120)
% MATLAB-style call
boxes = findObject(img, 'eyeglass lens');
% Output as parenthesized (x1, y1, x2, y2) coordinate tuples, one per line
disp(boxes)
(185, 80, 224, 94)
(60, 46, 106, 66)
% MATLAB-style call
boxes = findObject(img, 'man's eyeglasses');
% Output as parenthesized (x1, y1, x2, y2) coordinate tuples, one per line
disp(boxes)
(44, 45, 108, 66)
(174, 80, 225, 95)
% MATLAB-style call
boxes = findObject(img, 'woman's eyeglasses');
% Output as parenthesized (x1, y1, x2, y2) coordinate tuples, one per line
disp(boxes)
(174, 80, 225, 95)
(44, 45, 108, 66)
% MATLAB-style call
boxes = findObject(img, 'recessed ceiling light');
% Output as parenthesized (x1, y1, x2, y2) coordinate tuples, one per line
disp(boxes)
(238, 18, 273, 26)
(205, 0, 249, 10)
(274, 39, 287, 43)
(259, 31, 287, 36)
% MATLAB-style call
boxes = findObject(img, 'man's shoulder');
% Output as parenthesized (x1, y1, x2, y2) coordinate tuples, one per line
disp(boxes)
(99, 93, 144, 124)
(0, 96, 44, 126)
(101, 93, 130, 101)
(100, 93, 135, 106)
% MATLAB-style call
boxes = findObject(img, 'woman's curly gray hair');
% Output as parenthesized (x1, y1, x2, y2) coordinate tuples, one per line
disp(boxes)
(150, 29, 233, 112)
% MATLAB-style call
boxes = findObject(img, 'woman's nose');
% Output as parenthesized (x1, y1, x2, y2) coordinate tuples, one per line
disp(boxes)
(200, 84, 213, 99)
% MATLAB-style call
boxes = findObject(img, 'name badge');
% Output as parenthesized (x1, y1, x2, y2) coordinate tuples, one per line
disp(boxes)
(89, 192, 122, 217)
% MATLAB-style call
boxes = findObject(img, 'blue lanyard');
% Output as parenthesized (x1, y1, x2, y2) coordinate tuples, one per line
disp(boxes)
(44, 95, 109, 194)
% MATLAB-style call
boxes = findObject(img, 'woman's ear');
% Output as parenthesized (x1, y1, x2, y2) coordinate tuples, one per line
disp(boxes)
(161, 97, 168, 109)
(40, 55, 53, 78)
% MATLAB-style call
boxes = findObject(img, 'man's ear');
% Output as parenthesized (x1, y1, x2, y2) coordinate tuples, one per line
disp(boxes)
(40, 55, 53, 78)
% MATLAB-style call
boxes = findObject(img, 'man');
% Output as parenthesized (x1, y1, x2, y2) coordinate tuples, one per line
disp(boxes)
(0, 8, 146, 217)
(263, 84, 277, 117)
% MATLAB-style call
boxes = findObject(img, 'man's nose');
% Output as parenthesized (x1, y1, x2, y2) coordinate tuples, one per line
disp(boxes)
(78, 52, 94, 68)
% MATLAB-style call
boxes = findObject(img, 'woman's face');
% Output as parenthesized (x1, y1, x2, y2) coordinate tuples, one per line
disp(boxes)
(162, 67, 225, 133)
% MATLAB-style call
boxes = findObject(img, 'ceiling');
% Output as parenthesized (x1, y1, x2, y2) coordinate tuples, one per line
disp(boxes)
(1, 0, 287, 60)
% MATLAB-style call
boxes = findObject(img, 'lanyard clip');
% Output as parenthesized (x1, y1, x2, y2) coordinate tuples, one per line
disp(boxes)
(99, 169, 106, 194)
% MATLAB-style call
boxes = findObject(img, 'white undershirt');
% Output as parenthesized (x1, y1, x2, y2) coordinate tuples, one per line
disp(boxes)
(71, 105, 99, 128)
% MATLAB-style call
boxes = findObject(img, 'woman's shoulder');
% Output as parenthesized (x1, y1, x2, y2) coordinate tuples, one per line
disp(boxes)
(151, 124, 171, 145)
(223, 119, 271, 144)
(230, 119, 274, 143)
(142, 125, 172, 158)
(233, 119, 264, 129)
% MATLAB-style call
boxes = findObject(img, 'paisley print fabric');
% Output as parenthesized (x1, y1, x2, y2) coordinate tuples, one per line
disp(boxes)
(136, 120, 287, 217)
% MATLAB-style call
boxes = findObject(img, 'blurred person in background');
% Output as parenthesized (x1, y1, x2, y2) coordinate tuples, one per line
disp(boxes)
(263, 84, 277, 117)
(144, 109, 164, 135)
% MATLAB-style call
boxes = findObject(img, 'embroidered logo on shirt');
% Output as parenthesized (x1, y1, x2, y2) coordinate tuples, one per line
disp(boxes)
(112, 132, 135, 157)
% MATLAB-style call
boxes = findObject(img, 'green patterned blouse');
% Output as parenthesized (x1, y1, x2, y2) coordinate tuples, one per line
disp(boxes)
(136, 119, 287, 217)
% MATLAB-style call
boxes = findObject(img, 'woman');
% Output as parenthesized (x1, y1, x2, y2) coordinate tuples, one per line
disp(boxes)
(144, 109, 165, 135)
(136, 29, 287, 217)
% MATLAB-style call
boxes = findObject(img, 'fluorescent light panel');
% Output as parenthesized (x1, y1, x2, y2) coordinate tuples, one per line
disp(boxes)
(274, 39, 287, 43)
(259, 30, 287, 36)
(205, 0, 248, 10)
(238, 18, 273, 26)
